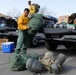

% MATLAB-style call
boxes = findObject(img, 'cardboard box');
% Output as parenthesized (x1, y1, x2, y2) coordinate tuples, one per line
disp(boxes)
(0, 38, 8, 50)
(58, 15, 70, 24)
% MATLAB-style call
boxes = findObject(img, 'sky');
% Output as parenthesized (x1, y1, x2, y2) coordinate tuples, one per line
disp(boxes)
(0, 0, 76, 18)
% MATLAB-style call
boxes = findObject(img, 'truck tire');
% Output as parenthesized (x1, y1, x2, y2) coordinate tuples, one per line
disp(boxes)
(45, 41, 58, 51)
(29, 37, 39, 47)
(64, 43, 76, 49)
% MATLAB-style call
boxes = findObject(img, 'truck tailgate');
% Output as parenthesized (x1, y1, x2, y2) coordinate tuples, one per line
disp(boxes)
(43, 28, 76, 34)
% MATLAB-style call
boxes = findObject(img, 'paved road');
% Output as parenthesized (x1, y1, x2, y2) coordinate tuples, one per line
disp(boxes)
(0, 44, 76, 75)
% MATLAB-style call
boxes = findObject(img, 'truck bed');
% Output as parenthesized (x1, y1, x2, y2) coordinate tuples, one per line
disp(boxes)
(0, 27, 17, 31)
(43, 28, 76, 35)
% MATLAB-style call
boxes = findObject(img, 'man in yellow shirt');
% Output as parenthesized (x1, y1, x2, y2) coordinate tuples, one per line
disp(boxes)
(15, 8, 30, 54)
(28, 0, 40, 14)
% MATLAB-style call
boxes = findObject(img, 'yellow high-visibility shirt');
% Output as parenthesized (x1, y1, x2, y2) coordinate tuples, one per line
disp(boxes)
(17, 15, 29, 30)
(29, 5, 35, 14)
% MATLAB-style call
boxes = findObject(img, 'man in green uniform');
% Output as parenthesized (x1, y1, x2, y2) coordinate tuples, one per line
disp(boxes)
(15, 8, 30, 54)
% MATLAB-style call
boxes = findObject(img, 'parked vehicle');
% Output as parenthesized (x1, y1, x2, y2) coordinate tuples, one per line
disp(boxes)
(0, 15, 58, 48)
(44, 28, 76, 50)
(43, 15, 76, 51)
(0, 17, 45, 47)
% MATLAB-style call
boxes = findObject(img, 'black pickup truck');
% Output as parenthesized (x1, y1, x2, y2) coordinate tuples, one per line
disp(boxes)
(0, 17, 41, 47)
(1, 16, 76, 51)
(0, 16, 57, 48)
(43, 14, 76, 51)
(44, 28, 76, 51)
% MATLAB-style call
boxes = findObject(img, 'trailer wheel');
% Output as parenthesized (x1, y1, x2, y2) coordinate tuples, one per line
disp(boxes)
(64, 43, 76, 49)
(29, 37, 39, 47)
(45, 41, 58, 51)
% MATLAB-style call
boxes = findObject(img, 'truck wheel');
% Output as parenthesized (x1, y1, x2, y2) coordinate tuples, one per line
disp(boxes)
(29, 38, 39, 47)
(64, 43, 76, 49)
(45, 41, 58, 51)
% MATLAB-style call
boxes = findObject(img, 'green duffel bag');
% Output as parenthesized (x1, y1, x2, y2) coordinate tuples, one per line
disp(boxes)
(51, 53, 66, 74)
(32, 3, 40, 13)
(8, 53, 39, 71)
(8, 54, 27, 71)
(26, 58, 43, 73)
(28, 13, 43, 37)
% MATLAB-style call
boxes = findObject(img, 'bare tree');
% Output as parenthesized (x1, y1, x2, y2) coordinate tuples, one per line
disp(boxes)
(39, 6, 47, 15)
(39, 6, 57, 17)
(7, 8, 21, 18)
